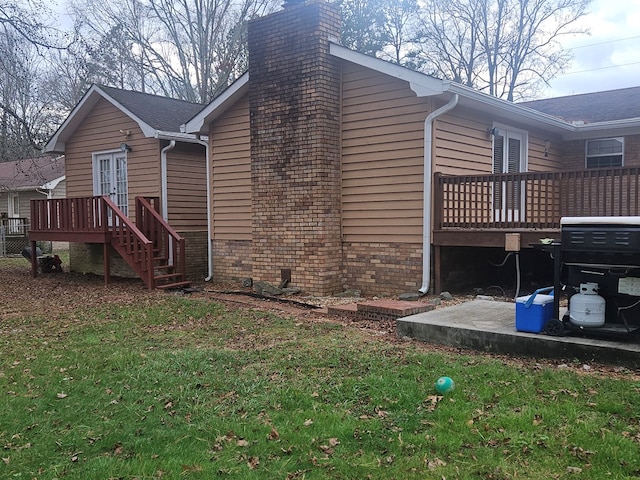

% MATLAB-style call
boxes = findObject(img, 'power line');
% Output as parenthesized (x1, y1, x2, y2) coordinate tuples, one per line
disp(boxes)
(561, 60, 640, 76)
(569, 35, 640, 50)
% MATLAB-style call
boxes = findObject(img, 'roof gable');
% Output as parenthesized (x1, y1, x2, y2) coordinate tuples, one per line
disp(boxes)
(183, 73, 249, 135)
(0, 156, 65, 191)
(44, 85, 204, 153)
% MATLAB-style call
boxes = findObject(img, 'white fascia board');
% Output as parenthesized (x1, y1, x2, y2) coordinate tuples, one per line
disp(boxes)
(154, 130, 208, 143)
(329, 44, 580, 133)
(43, 84, 102, 153)
(444, 82, 574, 131)
(563, 118, 640, 141)
(41, 175, 65, 190)
(183, 73, 250, 134)
(329, 43, 444, 97)
(43, 85, 156, 153)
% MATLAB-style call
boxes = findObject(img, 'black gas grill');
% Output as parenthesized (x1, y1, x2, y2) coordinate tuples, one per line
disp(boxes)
(561, 217, 640, 267)
(556, 216, 640, 335)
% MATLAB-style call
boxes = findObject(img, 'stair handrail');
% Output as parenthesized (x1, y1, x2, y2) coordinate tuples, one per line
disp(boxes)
(102, 195, 155, 289)
(135, 196, 186, 279)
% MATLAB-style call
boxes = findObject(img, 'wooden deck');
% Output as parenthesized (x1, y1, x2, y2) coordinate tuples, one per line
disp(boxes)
(433, 166, 640, 248)
(29, 196, 188, 290)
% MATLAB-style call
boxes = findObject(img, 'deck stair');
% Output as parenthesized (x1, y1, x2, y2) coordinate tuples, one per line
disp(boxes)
(29, 195, 189, 290)
(134, 196, 190, 290)
(327, 299, 433, 322)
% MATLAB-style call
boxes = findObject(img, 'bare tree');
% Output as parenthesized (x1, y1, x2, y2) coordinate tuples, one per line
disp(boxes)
(418, 0, 591, 100)
(70, 0, 276, 103)
(0, 1, 70, 160)
(0, 0, 65, 49)
(332, 0, 389, 57)
(378, 0, 422, 67)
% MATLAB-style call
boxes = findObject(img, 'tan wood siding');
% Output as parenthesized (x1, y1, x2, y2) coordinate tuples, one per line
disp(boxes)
(341, 62, 430, 244)
(433, 110, 495, 175)
(64, 98, 161, 222)
(209, 94, 252, 241)
(166, 143, 207, 231)
(434, 108, 563, 176)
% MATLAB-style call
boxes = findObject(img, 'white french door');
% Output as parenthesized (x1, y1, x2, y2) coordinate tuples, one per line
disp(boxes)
(492, 127, 527, 223)
(93, 151, 129, 216)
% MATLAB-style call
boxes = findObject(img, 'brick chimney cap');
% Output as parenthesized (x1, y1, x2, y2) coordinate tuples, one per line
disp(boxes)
(283, 0, 307, 7)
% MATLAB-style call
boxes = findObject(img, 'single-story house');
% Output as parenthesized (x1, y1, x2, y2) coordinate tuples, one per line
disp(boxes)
(183, 0, 640, 296)
(0, 155, 65, 253)
(31, 0, 640, 295)
(34, 85, 208, 288)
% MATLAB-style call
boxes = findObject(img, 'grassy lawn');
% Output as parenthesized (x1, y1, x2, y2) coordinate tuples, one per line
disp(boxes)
(0, 258, 639, 479)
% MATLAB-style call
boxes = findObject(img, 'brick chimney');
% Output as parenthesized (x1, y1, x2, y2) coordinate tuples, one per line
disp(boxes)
(248, 1, 342, 295)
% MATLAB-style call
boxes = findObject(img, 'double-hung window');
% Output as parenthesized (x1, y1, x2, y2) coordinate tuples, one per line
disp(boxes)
(585, 138, 623, 169)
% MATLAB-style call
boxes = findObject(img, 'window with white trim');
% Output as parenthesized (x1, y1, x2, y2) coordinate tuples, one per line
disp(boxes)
(8, 193, 19, 217)
(585, 138, 623, 169)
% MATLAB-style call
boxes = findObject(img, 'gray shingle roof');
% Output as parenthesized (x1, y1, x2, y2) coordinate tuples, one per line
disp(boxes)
(520, 86, 640, 124)
(0, 156, 64, 190)
(98, 85, 205, 132)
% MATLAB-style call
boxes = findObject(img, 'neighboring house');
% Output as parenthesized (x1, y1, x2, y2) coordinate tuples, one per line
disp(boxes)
(181, 0, 640, 296)
(34, 85, 208, 288)
(0, 156, 65, 253)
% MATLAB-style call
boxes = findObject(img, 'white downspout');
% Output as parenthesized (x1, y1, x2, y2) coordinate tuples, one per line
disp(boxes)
(161, 141, 176, 265)
(201, 139, 213, 281)
(161, 141, 176, 222)
(183, 137, 213, 282)
(419, 93, 459, 295)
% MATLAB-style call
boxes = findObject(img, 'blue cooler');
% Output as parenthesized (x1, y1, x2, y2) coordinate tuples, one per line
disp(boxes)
(515, 293, 554, 333)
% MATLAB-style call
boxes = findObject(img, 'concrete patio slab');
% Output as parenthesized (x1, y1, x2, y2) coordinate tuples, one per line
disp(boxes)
(397, 299, 640, 367)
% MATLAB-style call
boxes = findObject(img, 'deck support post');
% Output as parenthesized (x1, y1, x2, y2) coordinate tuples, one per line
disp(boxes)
(434, 245, 442, 295)
(30, 240, 38, 278)
(103, 243, 111, 285)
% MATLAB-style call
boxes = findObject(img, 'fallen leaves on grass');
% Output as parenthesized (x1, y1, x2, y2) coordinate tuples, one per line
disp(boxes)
(424, 395, 443, 412)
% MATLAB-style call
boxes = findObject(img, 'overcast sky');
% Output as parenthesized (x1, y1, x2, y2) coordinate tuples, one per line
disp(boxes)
(542, 0, 640, 98)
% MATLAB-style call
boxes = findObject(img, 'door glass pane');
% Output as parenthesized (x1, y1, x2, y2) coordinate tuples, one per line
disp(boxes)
(115, 154, 128, 215)
(99, 157, 112, 196)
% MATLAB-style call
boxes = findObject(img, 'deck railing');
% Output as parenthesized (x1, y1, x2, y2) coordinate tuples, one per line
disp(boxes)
(434, 167, 640, 230)
(31, 196, 107, 233)
(30, 195, 187, 289)
(135, 196, 186, 278)
(1, 217, 29, 236)
(103, 196, 155, 289)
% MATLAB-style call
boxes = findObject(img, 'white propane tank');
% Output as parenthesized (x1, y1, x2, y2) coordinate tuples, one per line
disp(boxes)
(569, 282, 606, 327)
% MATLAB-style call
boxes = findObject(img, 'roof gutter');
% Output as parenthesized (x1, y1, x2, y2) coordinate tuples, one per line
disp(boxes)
(419, 93, 459, 295)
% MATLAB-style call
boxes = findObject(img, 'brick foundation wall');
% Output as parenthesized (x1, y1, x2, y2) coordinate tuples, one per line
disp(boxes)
(342, 242, 424, 296)
(248, 1, 343, 296)
(69, 230, 208, 282)
(181, 230, 208, 280)
(69, 243, 136, 278)
(211, 239, 253, 284)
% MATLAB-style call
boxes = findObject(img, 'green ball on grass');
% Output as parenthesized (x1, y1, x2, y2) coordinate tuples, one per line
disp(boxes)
(435, 376, 455, 394)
